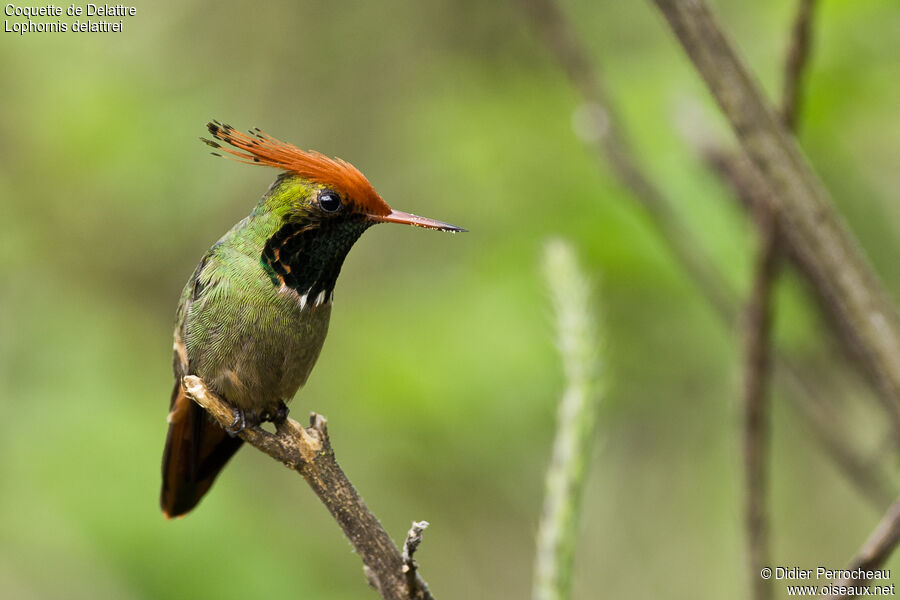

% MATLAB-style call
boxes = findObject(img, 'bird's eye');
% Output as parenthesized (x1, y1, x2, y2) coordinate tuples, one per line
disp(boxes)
(317, 190, 343, 213)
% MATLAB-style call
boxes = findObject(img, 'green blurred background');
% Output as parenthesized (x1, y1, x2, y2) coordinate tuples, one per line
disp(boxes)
(2, 1, 899, 598)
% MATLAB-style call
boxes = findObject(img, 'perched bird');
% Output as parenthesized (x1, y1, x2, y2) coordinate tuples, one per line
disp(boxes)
(161, 122, 464, 518)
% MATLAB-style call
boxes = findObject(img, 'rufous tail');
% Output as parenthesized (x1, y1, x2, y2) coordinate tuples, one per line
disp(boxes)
(160, 381, 243, 518)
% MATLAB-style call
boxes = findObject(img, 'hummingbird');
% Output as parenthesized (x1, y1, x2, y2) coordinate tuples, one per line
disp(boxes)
(161, 122, 464, 518)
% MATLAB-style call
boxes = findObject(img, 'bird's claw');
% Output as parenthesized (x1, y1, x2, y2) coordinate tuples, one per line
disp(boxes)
(224, 404, 284, 435)
(225, 407, 247, 436)
(271, 401, 289, 424)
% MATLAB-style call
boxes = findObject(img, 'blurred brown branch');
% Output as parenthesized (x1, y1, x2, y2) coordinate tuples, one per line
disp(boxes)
(741, 4, 818, 598)
(698, 0, 878, 416)
(514, 0, 893, 510)
(702, 147, 885, 407)
(650, 0, 900, 595)
(781, 0, 817, 130)
(516, 0, 735, 320)
(651, 0, 900, 439)
(783, 368, 894, 508)
(182, 375, 434, 600)
(742, 207, 778, 600)
(821, 494, 900, 599)
(691, 0, 892, 507)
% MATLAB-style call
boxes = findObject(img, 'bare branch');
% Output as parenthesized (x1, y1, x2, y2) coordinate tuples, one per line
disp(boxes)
(821, 494, 900, 599)
(697, 0, 878, 419)
(515, 0, 893, 509)
(402, 521, 430, 597)
(741, 4, 817, 595)
(781, 0, 817, 130)
(517, 0, 736, 321)
(651, 0, 900, 438)
(694, 0, 890, 415)
(182, 375, 434, 600)
(742, 208, 778, 600)
(702, 147, 888, 408)
(784, 365, 895, 510)
(707, 152, 892, 499)
(533, 239, 603, 600)
(649, 2, 900, 594)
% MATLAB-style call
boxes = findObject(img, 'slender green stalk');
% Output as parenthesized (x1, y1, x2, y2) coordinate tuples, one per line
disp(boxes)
(533, 240, 603, 600)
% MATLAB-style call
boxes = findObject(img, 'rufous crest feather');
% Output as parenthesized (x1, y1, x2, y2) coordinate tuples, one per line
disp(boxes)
(202, 121, 390, 216)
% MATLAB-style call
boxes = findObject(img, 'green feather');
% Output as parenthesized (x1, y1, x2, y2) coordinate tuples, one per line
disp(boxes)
(174, 173, 365, 420)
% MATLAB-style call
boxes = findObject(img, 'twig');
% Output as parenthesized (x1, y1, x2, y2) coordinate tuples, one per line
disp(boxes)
(402, 521, 429, 596)
(517, 0, 735, 322)
(182, 375, 434, 600)
(783, 366, 895, 510)
(698, 0, 878, 400)
(651, 0, 900, 438)
(695, 0, 883, 408)
(742, 4, 818, 596)
(533, 239, 603, 600)
(821, 494, 900, 599)
(742, 208, 778, 600)
(781, 0, 817, 130)
(650, 1, 900, 594)
(515, 0, 893, 509)
(702, 147, 886, 401)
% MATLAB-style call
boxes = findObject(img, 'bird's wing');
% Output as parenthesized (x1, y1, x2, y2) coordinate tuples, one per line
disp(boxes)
(160, 249, 243, 518)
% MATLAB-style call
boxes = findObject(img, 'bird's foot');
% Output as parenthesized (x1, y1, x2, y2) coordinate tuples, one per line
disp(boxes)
(224, 403, 287, 435)
(270, 401, 289, 424)
(256, 402, 289, 425)
(225, 407, 245, 436)
(225, 407, 261, 436)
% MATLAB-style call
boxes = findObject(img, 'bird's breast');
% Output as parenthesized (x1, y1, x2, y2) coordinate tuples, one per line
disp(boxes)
(191, 281, 333, 414)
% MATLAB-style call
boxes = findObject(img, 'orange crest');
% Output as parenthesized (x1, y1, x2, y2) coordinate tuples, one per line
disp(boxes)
(203, 122, 390, 216)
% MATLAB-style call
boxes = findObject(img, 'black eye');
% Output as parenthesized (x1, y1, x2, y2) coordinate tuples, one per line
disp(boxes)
(317, 190, 342, 213)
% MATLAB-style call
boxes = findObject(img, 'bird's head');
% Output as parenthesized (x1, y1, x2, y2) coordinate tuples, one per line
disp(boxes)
(201, 122, 464, 303)
(203, 121, 464, 234)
